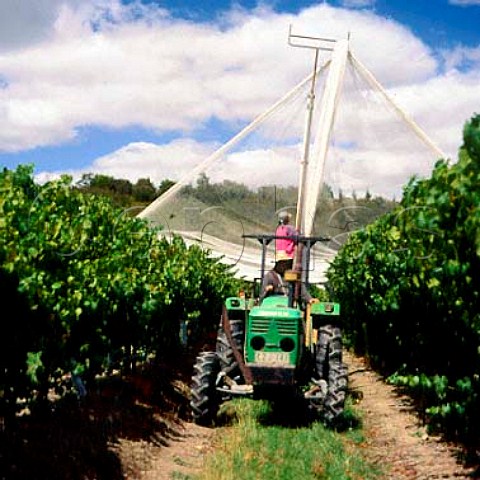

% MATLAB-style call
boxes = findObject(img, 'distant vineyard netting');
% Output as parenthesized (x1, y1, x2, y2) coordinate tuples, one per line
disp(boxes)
(138, 50, 444, 283)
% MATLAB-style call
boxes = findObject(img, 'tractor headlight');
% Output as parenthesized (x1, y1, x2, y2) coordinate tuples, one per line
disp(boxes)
(280, 337, 295, 352)
(250, 336, 265, 351)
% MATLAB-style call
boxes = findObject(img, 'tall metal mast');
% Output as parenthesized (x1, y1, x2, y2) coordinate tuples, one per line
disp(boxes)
(288, 27, 336, 235)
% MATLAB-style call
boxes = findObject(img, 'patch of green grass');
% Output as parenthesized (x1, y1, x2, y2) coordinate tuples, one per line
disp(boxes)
(170, 472, 193, 480)
(195, 398, 381, 480)
(173, 455, 190, 467)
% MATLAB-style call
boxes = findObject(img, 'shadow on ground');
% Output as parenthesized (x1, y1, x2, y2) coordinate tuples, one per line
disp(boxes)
(1, 355, 195, 480)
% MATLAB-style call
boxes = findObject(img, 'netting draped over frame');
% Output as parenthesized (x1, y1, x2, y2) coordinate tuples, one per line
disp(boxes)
(138, 44, 444, 282)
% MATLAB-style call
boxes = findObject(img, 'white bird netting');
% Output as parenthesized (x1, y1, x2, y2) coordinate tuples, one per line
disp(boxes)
(138, 44, 444, 282)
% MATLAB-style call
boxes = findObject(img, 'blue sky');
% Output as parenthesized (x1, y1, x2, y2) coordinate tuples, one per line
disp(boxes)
(155, 0, 480, 48)
(0, 0, 479, 188)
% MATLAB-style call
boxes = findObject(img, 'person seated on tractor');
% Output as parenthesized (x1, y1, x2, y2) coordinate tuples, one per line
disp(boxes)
(259, 258, 290, 303)
(260, 254, 319, 306)
(275, 211, 297, 268)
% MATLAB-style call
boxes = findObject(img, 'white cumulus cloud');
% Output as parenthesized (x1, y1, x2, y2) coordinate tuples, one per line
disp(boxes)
(35, 137, 217, 185)
(0, 0, 478, 197)
(0, 1, 441, 153)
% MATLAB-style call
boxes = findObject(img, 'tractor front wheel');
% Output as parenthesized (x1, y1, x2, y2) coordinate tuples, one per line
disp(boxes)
(216, 319, 245, 377)
(190, 351, 220, 426)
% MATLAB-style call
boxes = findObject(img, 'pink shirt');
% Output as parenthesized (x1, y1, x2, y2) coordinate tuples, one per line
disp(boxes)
(275, 224, 297, 258)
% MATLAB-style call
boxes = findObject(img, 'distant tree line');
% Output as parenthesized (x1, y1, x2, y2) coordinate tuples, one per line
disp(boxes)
(76, 173, 175, 209)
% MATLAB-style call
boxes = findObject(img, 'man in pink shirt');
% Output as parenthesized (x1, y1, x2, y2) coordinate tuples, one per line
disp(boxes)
(275, 211, 298, 268)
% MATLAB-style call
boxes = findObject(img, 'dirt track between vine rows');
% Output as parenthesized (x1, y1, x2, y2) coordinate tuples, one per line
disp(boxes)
(345, 351, 478, 479)
(131, 351, 478, 480)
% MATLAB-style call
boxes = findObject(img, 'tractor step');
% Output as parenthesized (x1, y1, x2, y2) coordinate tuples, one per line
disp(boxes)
(217, 384, 254, 395)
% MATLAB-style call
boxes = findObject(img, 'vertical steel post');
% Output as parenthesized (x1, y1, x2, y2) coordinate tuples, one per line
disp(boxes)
(295, 47, 319, 234)
(288, 26, 336, 235)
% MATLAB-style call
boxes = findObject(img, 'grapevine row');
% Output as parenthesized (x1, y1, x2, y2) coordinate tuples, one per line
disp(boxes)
(0, 165, 239, 417)
(328, 115, 480, 440)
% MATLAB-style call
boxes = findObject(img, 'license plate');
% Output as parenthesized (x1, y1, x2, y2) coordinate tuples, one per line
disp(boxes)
(255, 351, 290, 364)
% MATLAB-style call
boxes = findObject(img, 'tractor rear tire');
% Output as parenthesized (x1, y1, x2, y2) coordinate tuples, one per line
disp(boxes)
(314, 324, 347, 424)
(190, 351, 220, 426)
(324, 362, 348, 424)
(216, 319, 245, 376)
(315, 324, 343, 378)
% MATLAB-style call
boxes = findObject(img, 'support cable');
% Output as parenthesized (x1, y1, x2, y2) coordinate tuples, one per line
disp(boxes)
(137, 61, 331, 220)
(349, 51, 447, 161)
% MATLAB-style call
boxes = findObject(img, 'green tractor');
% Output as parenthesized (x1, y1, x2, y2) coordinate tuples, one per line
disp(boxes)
(190, 234, 347, 426)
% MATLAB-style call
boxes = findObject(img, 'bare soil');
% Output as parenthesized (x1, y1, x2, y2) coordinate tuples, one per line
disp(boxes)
(345, 351, 479, 479)
(138, 422, 214, 480)
(3, 350, 479, 479)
